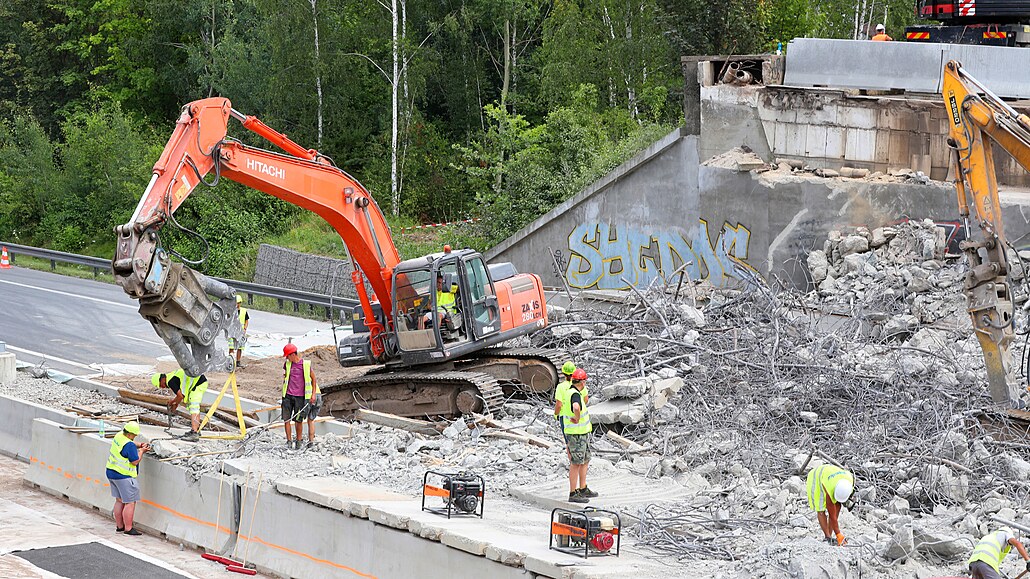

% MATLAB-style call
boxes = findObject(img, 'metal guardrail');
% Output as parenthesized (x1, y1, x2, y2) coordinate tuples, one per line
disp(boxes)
(0, 241, 359, 318)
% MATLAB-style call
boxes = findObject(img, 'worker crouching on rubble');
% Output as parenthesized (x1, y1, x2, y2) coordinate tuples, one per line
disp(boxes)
(282, 343, 319, 450)
(968, 527, 1030, 579)
(153, 369, 208, 442)
(106, 421, 150, 536)
(564, 368, 597, 503)
(806, 463, 854, 546)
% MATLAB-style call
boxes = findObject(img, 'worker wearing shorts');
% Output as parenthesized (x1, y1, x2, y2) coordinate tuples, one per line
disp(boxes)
(282, 343, 317, 450)
(106, 421, 150, 535)
(563, 369, 596, 503)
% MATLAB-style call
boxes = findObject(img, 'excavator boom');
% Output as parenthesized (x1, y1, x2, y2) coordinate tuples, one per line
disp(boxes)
(113, 98, 400, 375)
(942, 60, 1030, 404)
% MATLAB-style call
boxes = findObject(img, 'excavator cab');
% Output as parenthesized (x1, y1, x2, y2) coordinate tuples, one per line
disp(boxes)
(387, 250, 501, 364)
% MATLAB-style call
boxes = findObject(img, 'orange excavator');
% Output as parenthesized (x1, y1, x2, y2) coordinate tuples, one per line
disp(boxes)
(943, 60, 1030, 405)
(113, 98, 559, 417)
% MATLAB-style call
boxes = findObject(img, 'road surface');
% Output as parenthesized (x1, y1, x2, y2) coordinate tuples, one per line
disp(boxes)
(0, 266, 335, 377)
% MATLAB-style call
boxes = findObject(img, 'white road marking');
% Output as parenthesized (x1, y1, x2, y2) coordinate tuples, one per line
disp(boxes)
(117, 333, 164, 347)
(0, 279, 136, 309)
(5, 344, 98, 372)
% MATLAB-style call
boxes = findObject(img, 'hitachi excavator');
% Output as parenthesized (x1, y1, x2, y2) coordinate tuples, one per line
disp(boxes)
(942, 60, 1030, 405)
(112, 98, 561, 418)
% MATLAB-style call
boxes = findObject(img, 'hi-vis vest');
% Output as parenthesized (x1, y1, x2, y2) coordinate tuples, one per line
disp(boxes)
(106, 432, 137, 478)
(563, 386, 592, 435)
(436, 290, 456, 313)
(969, 531, 1013, 571)
(282, 359, 313, 397)
(169, 369, 205, 398)
(554, 380, 571, 419)
(238, 307, 249, 326)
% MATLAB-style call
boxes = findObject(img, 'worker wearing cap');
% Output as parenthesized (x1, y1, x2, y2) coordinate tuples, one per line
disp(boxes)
(282, 343, 319, 450)
(228, 295, 250, 369)
(806, 463, 855, 546)
(152, 370, 208, 442)
(968, 527, 1030, 579)
(871, 24, 892, 41)
(564, 368, 596, 503)
(106, 421, 150, 536)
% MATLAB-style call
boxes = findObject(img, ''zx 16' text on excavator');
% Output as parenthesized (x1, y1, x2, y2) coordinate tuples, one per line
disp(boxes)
(113, 99, 562, 418)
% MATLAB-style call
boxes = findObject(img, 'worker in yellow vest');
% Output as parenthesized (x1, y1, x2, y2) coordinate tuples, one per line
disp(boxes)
(564, 368, 596, 503)
(968, 527, 1030, 579)
(153, 369, 208, 442)
(553, 361, 576, 422)
(424, 273, 459, 333)
(229, 294, 250, 369)
(806, 463, 855, 545)
(106, 421, 150, 536)
(282, 343, 319, 450)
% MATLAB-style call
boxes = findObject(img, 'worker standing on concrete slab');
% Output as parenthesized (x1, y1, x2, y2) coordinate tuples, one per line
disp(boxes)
(968, 527, 1030, 579)
(871, 24, 892, 41)
(153, 370, 209, 442)
(228, 295, 250, 369)
(564, 368, 597, 503)
(282, 343, 316, 450)
(806, 463, 854, 545)
(106, 421, 150, 536)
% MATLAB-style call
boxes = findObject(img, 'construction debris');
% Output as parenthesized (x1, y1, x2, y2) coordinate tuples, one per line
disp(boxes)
(8, 219, 1030, 577)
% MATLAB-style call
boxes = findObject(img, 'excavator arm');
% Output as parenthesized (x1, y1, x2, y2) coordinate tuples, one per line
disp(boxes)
(942, 60, 1030, 404)
(113, 98, 400, 375)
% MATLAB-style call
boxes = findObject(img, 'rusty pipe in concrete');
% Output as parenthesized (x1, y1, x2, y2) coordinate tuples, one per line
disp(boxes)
(734, 70, 754, 85)
(722, 62, 740, 85)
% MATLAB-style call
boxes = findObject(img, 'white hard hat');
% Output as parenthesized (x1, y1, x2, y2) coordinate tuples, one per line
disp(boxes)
(999, 526, 1015, 537)
(834, 479, 854, 503)
(875, 23, 885, 31)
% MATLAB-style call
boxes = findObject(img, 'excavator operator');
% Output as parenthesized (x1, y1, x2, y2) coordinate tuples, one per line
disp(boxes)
(424, 274, 459, 335)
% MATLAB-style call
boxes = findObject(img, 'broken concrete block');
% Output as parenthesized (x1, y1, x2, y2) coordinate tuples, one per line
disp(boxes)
(883, 524, 914, 561)
(440, 530, 489, 556)
(887, 496, 910, 515)
(601, 377, 651, 399)
(485, 544, 526, 567)
(808, 250, 829, 283)
(619, 407, 646, 424)
(839, 235, 869, 256)
(913, 526, 968, 558)
(799, 411, 819, 424)
(676, 304, 706, 328)
(590, 399, 645, 425)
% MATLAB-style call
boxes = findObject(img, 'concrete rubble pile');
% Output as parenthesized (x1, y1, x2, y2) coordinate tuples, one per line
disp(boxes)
(525, 221, 1030, 577)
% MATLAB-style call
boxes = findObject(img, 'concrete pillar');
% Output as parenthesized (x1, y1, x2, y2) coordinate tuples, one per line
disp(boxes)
(681, 57, 701, 136)
(0, 352, 15, 386)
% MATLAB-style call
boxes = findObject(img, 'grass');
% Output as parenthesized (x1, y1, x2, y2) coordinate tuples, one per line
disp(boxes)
(262, 212, 452, 261)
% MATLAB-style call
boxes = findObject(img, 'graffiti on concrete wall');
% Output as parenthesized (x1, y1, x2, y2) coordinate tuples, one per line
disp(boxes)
(564, 220, 754, 289)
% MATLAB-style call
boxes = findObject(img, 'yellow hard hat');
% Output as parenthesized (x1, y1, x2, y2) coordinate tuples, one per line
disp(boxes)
(151, 373, 163, 388)
(124, 421, 141, 435)
(236, 295, 243, 304)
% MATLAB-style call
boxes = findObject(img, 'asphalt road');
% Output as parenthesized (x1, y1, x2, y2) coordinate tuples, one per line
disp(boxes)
(0, 266, 332, 376)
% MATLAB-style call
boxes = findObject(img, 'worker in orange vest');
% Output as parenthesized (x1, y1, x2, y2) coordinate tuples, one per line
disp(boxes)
(872, 24, 892, 41)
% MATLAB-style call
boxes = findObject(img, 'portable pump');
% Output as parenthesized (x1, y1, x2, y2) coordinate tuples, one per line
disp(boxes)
(421, 470, 484, 518)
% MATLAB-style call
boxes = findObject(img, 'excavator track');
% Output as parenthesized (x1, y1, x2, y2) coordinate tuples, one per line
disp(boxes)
(320, 370, 506, 419)
(456, 346, 568, 394)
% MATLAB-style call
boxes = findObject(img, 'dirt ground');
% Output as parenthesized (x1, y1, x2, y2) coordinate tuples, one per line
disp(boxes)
(100, 345, 364, 404)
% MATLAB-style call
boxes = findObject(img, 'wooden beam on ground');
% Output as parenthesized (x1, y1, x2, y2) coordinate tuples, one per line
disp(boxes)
(354, 409, 442, 436)
(605, 431, 647, 452)
(118, 388, 260, 420)
(472, 414, 553, 449)
(117, 397, 228, 432)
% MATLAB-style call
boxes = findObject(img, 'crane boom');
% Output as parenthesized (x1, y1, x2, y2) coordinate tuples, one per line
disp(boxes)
(113, 98, 401, 375)
(942, 60, 1030, 404)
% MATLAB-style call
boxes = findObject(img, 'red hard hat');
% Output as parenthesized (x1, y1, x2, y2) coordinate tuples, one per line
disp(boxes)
(572, 369, 587, 381)
(283, 343, 298, 357)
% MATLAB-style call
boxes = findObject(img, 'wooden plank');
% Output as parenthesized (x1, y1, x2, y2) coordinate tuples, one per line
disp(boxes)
(473, 414, 554, 449)
(605, 431, 646, 452)
(354, 409, 442, 436)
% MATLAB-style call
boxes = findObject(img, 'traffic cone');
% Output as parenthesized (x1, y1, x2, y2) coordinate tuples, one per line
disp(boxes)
(0, 247, 10, 269)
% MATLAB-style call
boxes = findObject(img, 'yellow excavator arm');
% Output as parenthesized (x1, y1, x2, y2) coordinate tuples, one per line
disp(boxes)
(942, 60, 1030, 404)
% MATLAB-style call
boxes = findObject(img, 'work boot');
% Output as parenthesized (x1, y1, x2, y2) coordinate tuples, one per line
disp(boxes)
(124, 528, 142, 536)
(285, 440, 294, 449)
(576, 482, 601, 496)
(293, 440, 302, 450)
(824, 536, 835, 545)
(568, 490, 589, 504)
(181, 431, 199, 442)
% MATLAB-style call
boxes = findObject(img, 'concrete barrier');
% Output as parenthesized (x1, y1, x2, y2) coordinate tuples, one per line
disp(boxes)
(785, 38, 1030, 99)
(0, 394, 76, 461)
